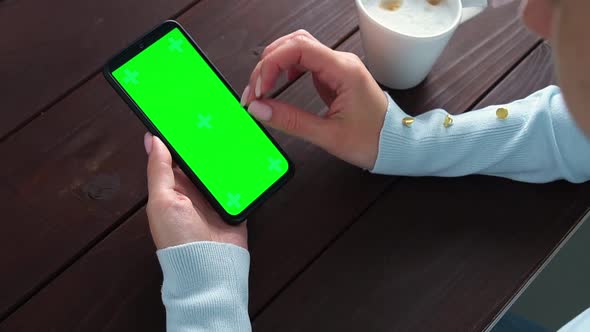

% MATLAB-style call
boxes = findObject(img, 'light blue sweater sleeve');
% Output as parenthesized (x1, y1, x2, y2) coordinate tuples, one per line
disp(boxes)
(372, 86, 590, 183)
(559, 308, 590, 332)
(155, 86, 590, 332)
(157, 242, 252, 331)
(157, 241, 590, 332)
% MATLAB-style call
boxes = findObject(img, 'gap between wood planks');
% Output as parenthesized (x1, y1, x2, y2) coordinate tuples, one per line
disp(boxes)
(0, 0, 203, 144)
(0, 23, 359, 323)
(250, 40, 546, 321)
(0, 0, 199, 320)
(0, 198, 147, 322)
(466, 39, 544, 112)
(0, 5, 541, 322)
(0, 27, 543, 325)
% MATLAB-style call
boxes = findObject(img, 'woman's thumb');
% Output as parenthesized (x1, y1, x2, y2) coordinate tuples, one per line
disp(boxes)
(146, 134, 175, 195)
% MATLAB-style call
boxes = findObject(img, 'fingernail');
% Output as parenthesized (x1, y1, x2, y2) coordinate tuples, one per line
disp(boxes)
(248, 101, 272, 121)
(255, 76, 262, 98)
(144, 133, 153, 155)
(240, 85, 251, 106)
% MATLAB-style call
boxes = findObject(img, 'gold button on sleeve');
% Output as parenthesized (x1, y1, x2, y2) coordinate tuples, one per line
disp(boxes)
(443, 114, 454, 128)
(402, 117, 415, 127)
(496, 107, 509, 120)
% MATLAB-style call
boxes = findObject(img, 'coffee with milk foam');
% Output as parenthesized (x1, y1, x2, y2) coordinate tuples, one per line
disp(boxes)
(363, 0, 456, 37)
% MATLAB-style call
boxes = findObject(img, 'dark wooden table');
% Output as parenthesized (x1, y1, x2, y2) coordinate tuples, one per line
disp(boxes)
(1, 1, 589, 331)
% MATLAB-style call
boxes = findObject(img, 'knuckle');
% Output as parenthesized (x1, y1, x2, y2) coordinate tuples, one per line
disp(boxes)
(339, 52, 366, 77)
(344, 52, 363, 66)
(295, 29, 311, 38)
(347, 53, 363, 64)
(292, 34, 312, 47)
(262, 44, 272, 56)
(283, 109, 301, 133)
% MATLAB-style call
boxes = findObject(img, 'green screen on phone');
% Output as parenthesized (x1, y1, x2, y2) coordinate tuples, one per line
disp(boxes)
(111, 27, 289, 216)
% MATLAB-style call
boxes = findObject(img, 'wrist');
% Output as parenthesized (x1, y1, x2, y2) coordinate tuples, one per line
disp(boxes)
(364, 89, 390, 170)
(370, 92, 417, 174)
(157, 241, 250, 294)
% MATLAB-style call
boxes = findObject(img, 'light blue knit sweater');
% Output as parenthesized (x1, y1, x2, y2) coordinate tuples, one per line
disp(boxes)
(156, 86, 590, 331)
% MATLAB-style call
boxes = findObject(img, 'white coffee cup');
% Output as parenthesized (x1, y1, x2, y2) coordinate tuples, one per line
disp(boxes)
(356, 0, 488, 90)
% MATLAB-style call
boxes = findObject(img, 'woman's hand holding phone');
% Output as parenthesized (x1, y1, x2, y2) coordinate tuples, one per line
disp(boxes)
(143, 30, 385, 246)
(144, 133, 248, 249)
(243, 30, 388, 170)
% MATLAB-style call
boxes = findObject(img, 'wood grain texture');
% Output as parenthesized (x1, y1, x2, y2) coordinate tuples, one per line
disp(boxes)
(0, 0, 359, 320)
(0, 209, 166, 332)
(253, 177, 590, 332)
(477, 42, 556, 108)
(0, 0, 199, 139)
(386, 10, 541, 115)
(177, 0, 359, 92)
(253, 44, 590, 331)
(237, 2, 540, 313)
(0, 2, 543, 330)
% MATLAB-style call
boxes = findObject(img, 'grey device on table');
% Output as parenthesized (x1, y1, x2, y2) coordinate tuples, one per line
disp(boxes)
(485, 210, 590, 332)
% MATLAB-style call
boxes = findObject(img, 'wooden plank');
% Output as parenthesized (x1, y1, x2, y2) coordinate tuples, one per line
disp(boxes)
(477, 42, 556, 107)
(177, 0, 359, 90)
(0, 3, 540, 329)
(0, 0, 359, 319)
(253, 177, 590, 332)
(0, 0, 199, 139)
(0, 209, 167, 331)
(251, 2, 538, 311)
(386, 17, 543, 115)
(253, 44, 590, 331)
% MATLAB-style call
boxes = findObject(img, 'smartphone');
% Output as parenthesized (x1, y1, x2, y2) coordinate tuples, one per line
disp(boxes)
(103, 20, 293, 224)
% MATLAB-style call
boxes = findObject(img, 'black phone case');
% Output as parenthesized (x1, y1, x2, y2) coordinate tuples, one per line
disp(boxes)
(103, 20, 293, 224)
